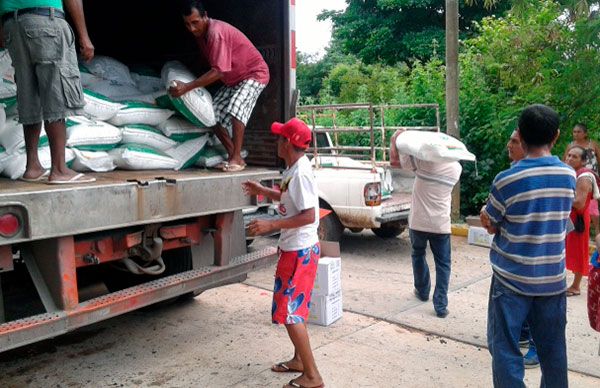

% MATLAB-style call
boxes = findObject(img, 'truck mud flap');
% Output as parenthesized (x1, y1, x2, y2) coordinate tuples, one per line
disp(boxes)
(0, 247, 277, 353)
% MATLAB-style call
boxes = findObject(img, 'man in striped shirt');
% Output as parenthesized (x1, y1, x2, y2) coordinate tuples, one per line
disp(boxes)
(481, 104, 576, 388)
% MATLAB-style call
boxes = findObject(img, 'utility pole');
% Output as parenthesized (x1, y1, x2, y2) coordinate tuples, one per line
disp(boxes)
(446, 0, 461, 221)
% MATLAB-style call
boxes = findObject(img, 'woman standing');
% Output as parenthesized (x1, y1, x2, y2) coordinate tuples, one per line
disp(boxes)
(564, 124, 600, 233)
(565, 146, 596, 296)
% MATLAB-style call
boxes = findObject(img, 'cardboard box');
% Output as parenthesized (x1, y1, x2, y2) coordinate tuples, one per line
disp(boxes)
(309, 290, 343, 326)
(468, 226, 494, 248)
(313, 256, 342, 296)
(312, 241, 342, 296)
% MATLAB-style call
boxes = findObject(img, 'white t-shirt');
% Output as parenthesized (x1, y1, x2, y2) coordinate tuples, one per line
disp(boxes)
(277, 155, 319, 251)
(399, 154, 462, 234)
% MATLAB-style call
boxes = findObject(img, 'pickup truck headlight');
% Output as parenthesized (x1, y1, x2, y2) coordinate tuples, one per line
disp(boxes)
(364, 182, 382, 207)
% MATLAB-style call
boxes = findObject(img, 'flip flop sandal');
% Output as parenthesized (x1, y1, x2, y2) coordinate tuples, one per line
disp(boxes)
(566, 290, 581, 297)
(223, 163, 246, 172)
(215, 161, 229, 170)
(283, 379, 324, 388)
(271, 362, 303, 373)
(19, 170, 50, 182)
(46, 173, 97, 185)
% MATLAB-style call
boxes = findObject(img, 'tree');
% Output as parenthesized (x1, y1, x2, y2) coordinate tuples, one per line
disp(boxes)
(320, 0, 512, 65)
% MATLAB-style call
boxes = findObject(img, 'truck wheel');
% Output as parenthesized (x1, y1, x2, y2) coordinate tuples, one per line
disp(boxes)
(318, 212, 344, 242)
(371, 222, 406, 239)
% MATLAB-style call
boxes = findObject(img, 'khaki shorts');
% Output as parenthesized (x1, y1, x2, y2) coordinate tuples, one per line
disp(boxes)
(3, 13, 85, 125)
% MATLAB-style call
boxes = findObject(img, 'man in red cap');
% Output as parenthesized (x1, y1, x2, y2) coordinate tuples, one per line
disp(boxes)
(243, 118, 324, 388)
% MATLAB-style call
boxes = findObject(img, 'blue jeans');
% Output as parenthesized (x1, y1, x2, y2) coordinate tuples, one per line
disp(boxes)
(487, 276, 567, 388)
(409, 229, 451, 314)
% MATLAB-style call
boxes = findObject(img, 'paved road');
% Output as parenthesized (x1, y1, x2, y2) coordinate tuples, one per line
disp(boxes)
(0, 232, 598, 387)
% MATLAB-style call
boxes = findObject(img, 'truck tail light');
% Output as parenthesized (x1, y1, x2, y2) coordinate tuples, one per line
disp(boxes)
(364, 183, 382, 207)
(0, 213, 21, 237)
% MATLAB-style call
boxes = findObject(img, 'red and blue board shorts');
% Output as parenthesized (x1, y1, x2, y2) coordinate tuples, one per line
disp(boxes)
(272, 243, 320, 325)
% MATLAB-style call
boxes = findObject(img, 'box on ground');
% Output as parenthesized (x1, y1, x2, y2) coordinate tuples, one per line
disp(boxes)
(313, 241, 342, 296)
(468, 226, 494, 248)
(309, 289, 343, 326)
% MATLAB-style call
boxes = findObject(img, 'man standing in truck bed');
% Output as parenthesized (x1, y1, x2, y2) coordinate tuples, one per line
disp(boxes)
(0, 0, 95, 184)
(170, 0, 270, 173)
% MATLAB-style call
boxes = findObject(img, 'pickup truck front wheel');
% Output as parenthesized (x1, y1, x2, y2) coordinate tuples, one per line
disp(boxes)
(372, 221, 406, 239)
(318, 211, 344, 242)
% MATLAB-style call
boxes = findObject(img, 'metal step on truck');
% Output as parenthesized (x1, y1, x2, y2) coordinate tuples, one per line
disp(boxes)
(0, 0, 297, 353)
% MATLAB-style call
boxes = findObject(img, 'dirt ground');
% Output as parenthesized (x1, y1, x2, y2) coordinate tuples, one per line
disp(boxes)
(0, 231, 599, 387)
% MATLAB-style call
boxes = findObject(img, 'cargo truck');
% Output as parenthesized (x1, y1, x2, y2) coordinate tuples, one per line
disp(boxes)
(0, 0, 296, 352)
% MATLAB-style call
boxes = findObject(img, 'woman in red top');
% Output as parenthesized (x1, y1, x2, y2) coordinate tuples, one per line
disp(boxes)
(565, 146, 596, 296)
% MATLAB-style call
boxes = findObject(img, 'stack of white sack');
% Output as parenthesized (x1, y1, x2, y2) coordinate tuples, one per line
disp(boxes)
(394, 130, 476, 163)
(1, 54, 246, 177)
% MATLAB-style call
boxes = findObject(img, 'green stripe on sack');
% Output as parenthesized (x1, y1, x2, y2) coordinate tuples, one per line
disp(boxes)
(169, 133, 203, 142)
(0, 96, 16, 107)
(79, 65, 92, 74)
(121, 101, 163, 110)
(74, 144, 119, 151)
(83, 89, 114, 102)
(168, 97, 205, 127)
(122, 124, 164, 135)
(120, 144, 170, 157)
(155, 94, 175, 110)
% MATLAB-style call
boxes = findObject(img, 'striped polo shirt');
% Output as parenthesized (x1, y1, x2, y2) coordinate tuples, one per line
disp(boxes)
(484, 156, 576, 296)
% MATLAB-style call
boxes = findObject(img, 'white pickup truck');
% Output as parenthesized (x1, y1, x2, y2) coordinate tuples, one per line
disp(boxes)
(246, 103, 439, 243)
(310, 134, 412, 241)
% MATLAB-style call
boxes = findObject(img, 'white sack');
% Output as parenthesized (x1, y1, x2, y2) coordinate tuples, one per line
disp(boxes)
(108, 102, 174, 127)
(83, 90, 125, 121)
(109, 144, 179, 170)
(121, 124, 177, 151)
(71, 149, 116, 172)
(66, 116, 122, 150)
(80, 55, 136, 87)
(165, 134, 210, 170)
(157, 116, 212, 141)
(395, 130, 476, 163)
(161, 61, 216, 127)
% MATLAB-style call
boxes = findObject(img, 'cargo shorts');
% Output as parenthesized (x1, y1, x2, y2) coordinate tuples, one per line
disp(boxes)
(3, 13, 85, 125)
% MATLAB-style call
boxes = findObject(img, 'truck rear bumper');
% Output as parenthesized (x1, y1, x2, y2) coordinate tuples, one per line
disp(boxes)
(375, 209, 410, 224)
(0, 247, 277, 353)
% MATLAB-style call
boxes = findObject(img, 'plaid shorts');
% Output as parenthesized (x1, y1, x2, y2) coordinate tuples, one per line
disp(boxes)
(212, 79, 266, 134)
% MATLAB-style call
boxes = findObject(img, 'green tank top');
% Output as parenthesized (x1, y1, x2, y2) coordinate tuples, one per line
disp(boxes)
(0, 1, 63, 16)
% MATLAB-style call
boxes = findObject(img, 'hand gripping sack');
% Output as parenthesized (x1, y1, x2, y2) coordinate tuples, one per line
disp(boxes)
(161, 61, 216, 127)
(395, 130, 476, 163)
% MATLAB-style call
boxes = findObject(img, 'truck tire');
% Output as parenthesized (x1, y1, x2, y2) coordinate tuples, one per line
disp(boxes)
(318, 211, 344, 242)
(371, 221, 406, 239)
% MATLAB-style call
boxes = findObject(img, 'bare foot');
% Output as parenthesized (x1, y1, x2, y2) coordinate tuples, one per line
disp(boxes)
(228, 156, 246, 167)
(271, 359, 304, 373)
(48, 167, 84, 183)
(22, 166, 47, 180)
(284, 374, 323, 388)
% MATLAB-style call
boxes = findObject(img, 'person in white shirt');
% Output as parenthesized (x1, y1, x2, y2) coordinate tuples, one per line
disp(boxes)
(390, 129, 462, 318)
(243, 118, 324, 388)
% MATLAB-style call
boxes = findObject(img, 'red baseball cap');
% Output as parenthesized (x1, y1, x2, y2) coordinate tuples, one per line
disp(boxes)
(271, 118, 312, 149)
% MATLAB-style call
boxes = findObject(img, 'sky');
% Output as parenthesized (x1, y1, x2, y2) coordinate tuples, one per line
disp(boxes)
(296, 0, 347, 58)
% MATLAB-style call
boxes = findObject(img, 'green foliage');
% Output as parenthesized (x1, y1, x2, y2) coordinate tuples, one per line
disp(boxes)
(320, 0, 512, 65)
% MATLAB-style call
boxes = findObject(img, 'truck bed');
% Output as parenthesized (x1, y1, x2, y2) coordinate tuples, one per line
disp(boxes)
(0, 167, 280, 245)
